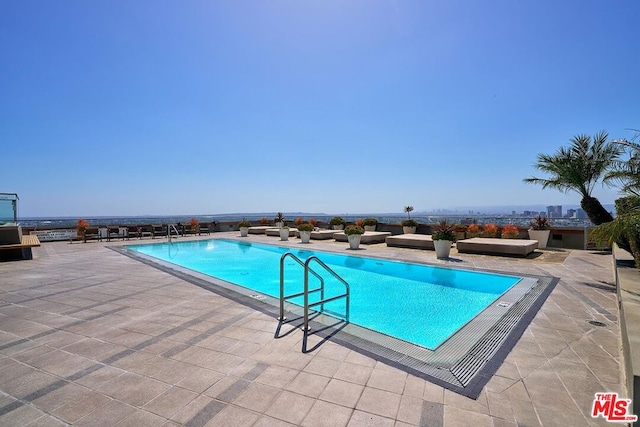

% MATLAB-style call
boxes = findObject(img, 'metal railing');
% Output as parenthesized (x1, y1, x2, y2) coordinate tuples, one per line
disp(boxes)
(278, 252, 350, 352)
(278, 252, 324, 321)
(168, 224, 180, 242)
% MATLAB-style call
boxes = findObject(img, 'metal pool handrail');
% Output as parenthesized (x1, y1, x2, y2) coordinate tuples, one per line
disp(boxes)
(278, 252, 325, 321)
(302, 256, 350, 353)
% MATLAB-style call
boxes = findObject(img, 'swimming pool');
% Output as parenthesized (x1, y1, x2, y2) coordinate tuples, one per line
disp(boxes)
(126, 238, 521, 350)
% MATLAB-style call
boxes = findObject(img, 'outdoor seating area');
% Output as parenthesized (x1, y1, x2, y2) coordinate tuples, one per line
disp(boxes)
(0, 231, 624, 426)
(80, 222, 216, 242)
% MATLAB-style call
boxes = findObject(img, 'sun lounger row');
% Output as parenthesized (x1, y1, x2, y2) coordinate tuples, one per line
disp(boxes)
(243, 227, 540, 256)
(81, 223, 214, 242)
(386, 234, 538, 257)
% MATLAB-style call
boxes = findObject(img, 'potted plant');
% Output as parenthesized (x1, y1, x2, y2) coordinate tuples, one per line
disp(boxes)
(528, 215, 551, 248)
(274, 212, 285, 228)
(467, 223, 480, 238)
(402, 206, 417, 234)
(279, 225, 290, 241)
(238, 219, 251, 237)
(297, 223, 313, 243)
(329, 216, 346, 230)
(362, 217, 378, 232)
(501, 224, 520, 239)
(293, 217, 304, 227)
(483, 223, 498, 238)
(345, 224, 364, 249)
(432, 220, 456, 259)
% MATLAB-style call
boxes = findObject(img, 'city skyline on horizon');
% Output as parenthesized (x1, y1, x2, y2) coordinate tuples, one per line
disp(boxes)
(18, 202, 612, 220)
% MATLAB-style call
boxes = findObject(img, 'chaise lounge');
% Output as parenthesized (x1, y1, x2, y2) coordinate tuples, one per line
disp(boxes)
(385, 233, 435, 250)
(456, 237, 538, 257)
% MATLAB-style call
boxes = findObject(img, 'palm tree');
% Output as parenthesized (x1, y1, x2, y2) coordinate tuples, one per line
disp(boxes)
(523, 131, 623, 225)
(403, 205, 414, 220)
(605, 129, 640, 197)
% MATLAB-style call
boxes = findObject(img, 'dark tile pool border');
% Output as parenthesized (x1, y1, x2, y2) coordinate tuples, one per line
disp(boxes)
(111, 242, 559, 399)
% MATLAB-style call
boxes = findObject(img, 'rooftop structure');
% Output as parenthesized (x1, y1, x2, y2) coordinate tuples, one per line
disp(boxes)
(0, 232, 624, 425)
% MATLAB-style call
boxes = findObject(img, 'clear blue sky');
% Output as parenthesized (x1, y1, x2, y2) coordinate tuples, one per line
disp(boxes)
(2, 1, 639, 217)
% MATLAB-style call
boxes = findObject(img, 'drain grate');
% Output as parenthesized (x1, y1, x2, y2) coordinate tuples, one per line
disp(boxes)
(587, 320, 607, 327)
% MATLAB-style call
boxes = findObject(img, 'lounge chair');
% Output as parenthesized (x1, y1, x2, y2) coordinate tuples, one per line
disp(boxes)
(456, 237, 538, 257)
(199, 222, 211, 235)
(151, 224, 166, 238)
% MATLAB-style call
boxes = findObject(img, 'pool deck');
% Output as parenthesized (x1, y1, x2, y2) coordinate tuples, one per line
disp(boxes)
(0, 232, 626, 426)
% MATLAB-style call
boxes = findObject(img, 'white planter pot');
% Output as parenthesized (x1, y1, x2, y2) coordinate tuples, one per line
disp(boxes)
(279, 229, 290, 241)
(299, 230, 311, 243)
(402, 226, 416, 234)
(433, 239, 452, 259)
(364, 225, 376, 232)
(347, 234, 361, 249)
(528, 229, 550, 249)
(239, 227, 249, 237)
(275, 221, 284, 228)
(332, 224, 344, 230)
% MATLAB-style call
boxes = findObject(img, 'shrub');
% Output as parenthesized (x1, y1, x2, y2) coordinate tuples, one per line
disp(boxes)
(362, 217, 378, 226)
(297, 223, 314, 232)
(530, 215, 551, 230)
(402, 219, 418, 227)
(467, 223, 480, 234)
(355, 218, 364, 226)
(502, 225, 519, 238)
(309, 218, 317, 227)
(190, 218, 199, 227)
(259, 217, 270, 225)
(238, 219, 252, 228)
(329, 216, 345, 226)
(76, 219, 89, 235)
(345, 225, 364, 235)
(293, 217, 304, 226)
(483, 223, 498, 237)
(432, 220, 456, 241)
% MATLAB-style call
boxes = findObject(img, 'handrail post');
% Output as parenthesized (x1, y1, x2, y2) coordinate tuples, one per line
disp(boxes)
(279, 254, 286, 321)
(303, 262, 309, 331)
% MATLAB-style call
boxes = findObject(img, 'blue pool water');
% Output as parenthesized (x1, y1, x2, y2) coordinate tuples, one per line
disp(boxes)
(127, 239, 521, 350)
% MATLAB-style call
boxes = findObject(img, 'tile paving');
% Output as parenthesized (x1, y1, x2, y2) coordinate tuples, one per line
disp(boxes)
(0, 232, 629, 426)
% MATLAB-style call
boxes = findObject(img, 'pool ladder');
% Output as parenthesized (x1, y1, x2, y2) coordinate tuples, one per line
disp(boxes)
(167, 224, 180, 242)
(278, 252, 350, 353)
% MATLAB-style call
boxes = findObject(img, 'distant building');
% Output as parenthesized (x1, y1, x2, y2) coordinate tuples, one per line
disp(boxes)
(566, 209, 576, 218)
(547, 205, 562, 218)
(576, 209, 588, 219)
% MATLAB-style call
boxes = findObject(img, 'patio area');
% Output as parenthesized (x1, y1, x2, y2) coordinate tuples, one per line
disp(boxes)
(0, 232, 626, 426)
